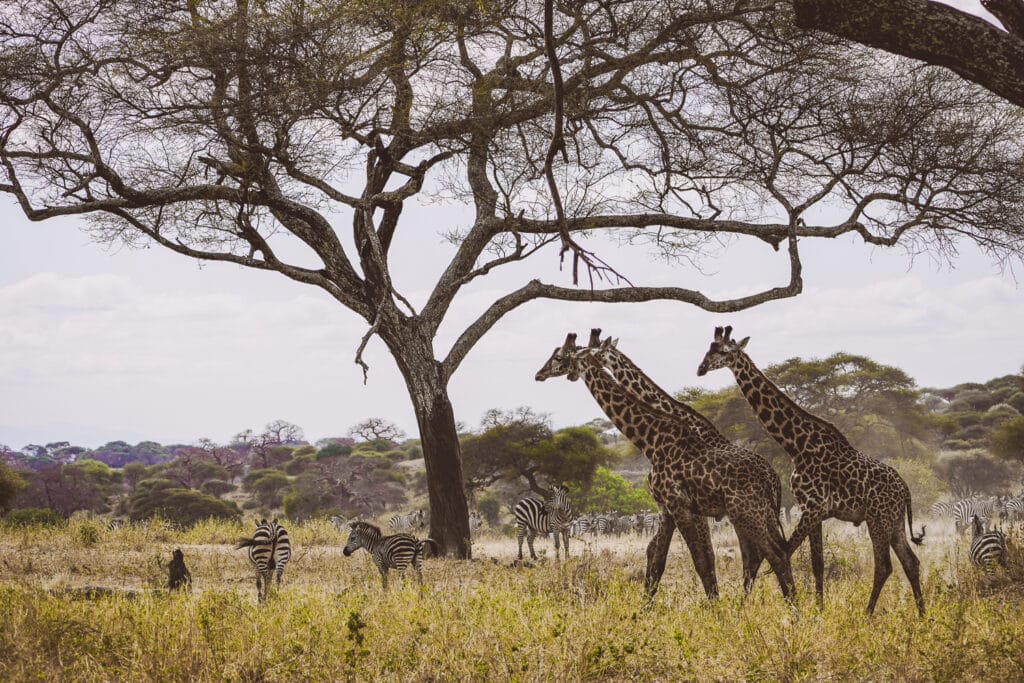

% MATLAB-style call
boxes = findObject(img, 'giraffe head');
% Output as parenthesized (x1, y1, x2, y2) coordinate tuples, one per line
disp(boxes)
(696, 325, 749, 376)
(535, 333, 580, 381)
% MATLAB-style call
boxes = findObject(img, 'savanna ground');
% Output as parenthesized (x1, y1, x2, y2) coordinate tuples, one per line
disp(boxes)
(1, 516, 1022, 682)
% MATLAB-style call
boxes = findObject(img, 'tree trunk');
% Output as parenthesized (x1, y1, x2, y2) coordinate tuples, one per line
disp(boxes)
(386, 324, 471, 559)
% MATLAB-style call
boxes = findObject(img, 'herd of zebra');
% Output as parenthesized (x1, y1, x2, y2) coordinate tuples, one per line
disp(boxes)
(930, 493, 1023, 569)
(228, 490, 1019, 599)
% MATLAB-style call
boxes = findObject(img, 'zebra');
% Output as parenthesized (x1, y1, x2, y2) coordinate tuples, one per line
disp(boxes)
(389, 509, 426, 532)
(634, 511, 657, 536)
(106, 518, 127, 531)
(569, 516, 591, 538)
(236, 518, 291, 602)
(969, 515, 1007, 570)
(930, 500, 955, 518)
(589, 513, 614, 537)
(513, 484, 573, 560)
(1003, 494, 1024, 522)
(342, 521, 439, 589)
(468, 510, 484, 534)
(954, 498, 997, 535)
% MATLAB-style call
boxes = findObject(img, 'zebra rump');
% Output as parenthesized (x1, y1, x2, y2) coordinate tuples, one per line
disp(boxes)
(969, 515, 1007, 569)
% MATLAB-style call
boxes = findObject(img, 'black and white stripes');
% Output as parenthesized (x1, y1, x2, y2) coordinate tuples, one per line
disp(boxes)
(513, 485, 573, 561)
(236, 518, 291, 602)
(389, 509, 426, 532)
(969, 515, 1007, 570)
(343, 521, 438, 588)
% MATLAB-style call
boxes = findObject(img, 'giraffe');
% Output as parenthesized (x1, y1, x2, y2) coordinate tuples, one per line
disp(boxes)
(584, 329, 790, 597)
(537, 332, 794, 601)
(697, 325, 926, 616)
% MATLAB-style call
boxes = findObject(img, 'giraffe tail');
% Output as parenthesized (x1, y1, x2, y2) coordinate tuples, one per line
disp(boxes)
(906, 493, 926, 545)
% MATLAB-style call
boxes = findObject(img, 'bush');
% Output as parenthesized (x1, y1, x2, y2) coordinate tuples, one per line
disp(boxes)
(200, 480, 236, 497)
(129, 487, 241, 527)
(5, 508, 64, 527)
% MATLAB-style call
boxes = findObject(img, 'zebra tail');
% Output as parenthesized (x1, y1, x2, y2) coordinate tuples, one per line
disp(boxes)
(907, 494, 925, 545)
(235, 537, 257, 550)
(420, 538, 441, 558)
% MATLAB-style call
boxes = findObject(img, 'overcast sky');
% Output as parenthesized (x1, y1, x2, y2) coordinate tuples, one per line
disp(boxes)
(2, 0, 1020, 450)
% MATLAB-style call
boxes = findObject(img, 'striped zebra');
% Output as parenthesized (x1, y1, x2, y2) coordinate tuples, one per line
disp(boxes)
(589, 513, 614, 536)
(389, 509, 426, 532)
(513, 484, 573, 560)
(468, 510, 484, 534)
(969, 515, 1007, 569)
(236, 518, 291, 602)
(569, 516, 591, 538)
(1003, 495, 1024, 522)
(342, 521, 439, 589)
(954, 498, 998, 535)
(634, 511, 657, 536)
(930, 501, 955, 518)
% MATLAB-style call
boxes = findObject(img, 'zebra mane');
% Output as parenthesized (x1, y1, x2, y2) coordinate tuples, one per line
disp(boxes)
(349, 520, 384, 538)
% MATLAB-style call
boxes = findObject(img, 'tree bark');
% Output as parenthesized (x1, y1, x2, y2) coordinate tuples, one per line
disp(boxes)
(384, 322, 471, 559)
(791, 0, 1024, 108)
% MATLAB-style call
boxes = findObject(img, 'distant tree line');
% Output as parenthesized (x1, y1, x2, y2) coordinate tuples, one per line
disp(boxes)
(1, 359, 1022, 526)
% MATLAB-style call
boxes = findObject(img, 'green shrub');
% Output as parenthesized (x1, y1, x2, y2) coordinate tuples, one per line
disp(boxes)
(4, 508, 64, 527)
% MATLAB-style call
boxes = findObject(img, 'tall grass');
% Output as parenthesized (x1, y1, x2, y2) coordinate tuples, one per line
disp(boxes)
(1, 518, 1021, 681)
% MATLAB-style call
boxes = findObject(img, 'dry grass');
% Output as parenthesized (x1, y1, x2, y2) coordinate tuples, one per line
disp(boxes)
(1, 516, 1022, 682)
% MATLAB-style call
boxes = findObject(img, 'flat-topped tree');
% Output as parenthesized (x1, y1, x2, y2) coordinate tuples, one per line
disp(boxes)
(697, 326, 926, 615)
(3, 1, 1023, 557)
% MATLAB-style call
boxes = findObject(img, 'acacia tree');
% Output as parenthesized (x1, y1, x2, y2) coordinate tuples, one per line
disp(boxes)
(3, 0, 1024, 557)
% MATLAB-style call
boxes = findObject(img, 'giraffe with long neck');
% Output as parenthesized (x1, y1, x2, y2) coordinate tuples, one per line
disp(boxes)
(538, 333, 794, 600)
(697, 325, 925, 615)
(586, 329, 788, 595)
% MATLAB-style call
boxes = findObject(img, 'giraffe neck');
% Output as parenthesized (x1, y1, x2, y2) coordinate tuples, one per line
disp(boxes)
(729, 351, 849, 460)
(578, 361, 689, 457)
(604, 348, 724, 442)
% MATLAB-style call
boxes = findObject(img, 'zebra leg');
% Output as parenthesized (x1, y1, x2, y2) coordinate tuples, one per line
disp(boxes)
(865, 519, 894, 615)
(890, 525, 924, 617)
(526, 528, 538, 560)
(516, 521, 527, 561)
(562, 529, 569, 559)
(644, 508, 676, 597)
(378, 565, 390, 590)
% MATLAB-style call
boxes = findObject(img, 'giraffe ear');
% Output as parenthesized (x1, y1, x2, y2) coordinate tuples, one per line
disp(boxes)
(738, 336, 750, 349)
(610, 337, 619, 349)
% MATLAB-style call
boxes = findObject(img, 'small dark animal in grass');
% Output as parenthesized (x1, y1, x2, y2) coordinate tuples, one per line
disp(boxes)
(167, 548, 192, 591)
(342, 521, 439, 589)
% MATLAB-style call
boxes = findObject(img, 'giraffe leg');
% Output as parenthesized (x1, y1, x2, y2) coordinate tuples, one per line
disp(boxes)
(676, 513, 718, 600)
(809, 523, 824, 608)
(736, 533, 760, 595)
(865, 520, 894, 615)
(890, 525, 925, 616)
(644, 507, 676, 597)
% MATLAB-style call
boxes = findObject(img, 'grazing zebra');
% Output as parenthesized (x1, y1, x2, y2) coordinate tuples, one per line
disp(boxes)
(389, 509, 426, 532)
(106, 518, 126, 531)
(342, 521, 438, 589)
(969, 515, 1007, 569)
(236, 518, 291, 602)
(513, 485, 573, 560)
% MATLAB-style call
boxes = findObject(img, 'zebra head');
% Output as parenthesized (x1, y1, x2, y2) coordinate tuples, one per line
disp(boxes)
(549, 484, 573, 524)
(343, 521, 383, 556)
(696, 325, 750, 376)
(535, 333, 580, 382)
(971, 514, 985, 539)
